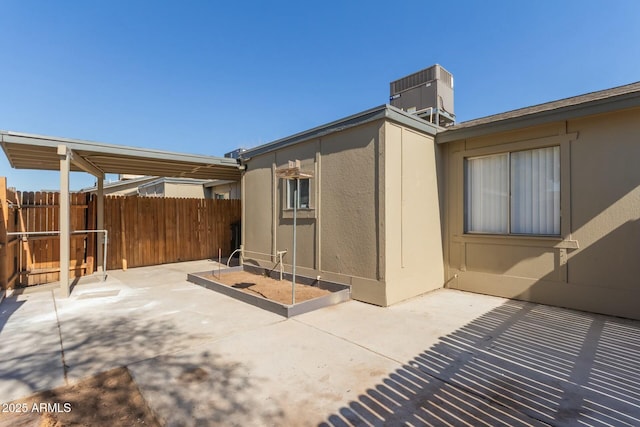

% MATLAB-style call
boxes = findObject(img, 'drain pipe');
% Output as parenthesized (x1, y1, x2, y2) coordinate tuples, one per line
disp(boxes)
(227, 248, 288, 281)
(226, 248, 243, 267)
(75, 230, 108, 282)
(231, 249, 288, 265)
(276, 250, 287, 281)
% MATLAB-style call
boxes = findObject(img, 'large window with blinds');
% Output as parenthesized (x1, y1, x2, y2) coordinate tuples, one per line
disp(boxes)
(465, 146, 560, 235)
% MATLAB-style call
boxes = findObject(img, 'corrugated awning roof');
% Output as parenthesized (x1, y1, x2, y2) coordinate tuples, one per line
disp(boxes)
(1, 131, 242, 180)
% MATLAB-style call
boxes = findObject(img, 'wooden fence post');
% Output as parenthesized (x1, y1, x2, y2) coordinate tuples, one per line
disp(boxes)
(120, 198, 127, 271)
(0, 177, 8, 291)
(86, 193, 96, 274)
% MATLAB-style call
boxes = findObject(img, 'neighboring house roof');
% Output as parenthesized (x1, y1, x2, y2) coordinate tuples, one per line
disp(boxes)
(241, 104, 441, 160)
(80, 175, 159, 194)
(137, 177, 211, 191)
(82, 176, 227, 195)
(437, 81, 640, 143)
(204, 179, 237, 188)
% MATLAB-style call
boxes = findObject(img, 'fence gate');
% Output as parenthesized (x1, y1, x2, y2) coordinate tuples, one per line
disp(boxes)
(0, 186, 95, 287)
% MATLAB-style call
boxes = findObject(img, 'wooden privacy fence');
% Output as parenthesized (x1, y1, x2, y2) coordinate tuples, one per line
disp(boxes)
(1, 177, 241, 289)
(104, 196, 241, 270)
(0, 180, 94, 288)
(0, 178, 20, 289)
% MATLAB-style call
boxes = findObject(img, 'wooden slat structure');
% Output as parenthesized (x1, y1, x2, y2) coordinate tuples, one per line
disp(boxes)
(0, 188, 92, 287)
(0, 178, 241, 289)
(0, 178, 19, 290)
(104, 196, 240, 270)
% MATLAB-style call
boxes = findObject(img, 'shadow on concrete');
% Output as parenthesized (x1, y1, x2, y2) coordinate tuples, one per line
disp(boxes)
(0, 309, 285, 425)
(130, 351, 285, 425)
(0, 295, 25, 334)
(320, 299, 640, 426)
(0, 366, 160, 427)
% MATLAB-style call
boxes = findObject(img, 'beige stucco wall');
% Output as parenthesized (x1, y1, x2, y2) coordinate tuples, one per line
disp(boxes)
(243, 121, 385, 304)
(209, 182, 241, 199)
(243, 153, 275, 260)
(384, 123, 444, 305)
(164, 182, 206, 199)
(443, 107, 640, 320)
(243, 118, 443, 306)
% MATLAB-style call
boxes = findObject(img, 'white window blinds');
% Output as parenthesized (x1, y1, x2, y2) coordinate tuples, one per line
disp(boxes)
(511, 146, 560, 235)
(465, 146, 560, 235)
(465, 154, 509, 233)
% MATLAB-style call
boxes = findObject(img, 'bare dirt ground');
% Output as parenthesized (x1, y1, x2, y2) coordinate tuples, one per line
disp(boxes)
(204, 271, 330, 304)
(0, 367, 159, 427)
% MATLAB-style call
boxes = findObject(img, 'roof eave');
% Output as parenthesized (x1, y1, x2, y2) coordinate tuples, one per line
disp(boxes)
(241, 105, 389, 160)
(241, 104, 439, 160)
(384, 105, 442, 135)
(436, 91, 640, 143)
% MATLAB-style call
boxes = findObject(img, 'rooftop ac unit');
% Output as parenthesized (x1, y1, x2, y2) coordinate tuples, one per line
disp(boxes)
(390, 64, 455, 127)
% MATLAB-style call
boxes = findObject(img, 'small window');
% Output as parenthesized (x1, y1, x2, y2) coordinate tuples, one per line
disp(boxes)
(465, 146, 560, 235)
(286, 179, 310, 209)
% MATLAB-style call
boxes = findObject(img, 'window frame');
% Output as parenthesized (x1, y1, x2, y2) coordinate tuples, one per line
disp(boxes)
(285, 178, 311, 210)
(464, 146, 561, 237)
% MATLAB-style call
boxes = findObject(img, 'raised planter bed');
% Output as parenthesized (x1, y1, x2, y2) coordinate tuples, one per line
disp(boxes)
(187, 265, 350, 318)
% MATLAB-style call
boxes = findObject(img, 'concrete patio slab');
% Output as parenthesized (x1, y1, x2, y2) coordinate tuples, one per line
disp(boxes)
(295, 288, 508, 363)
(0, 291, 65, 402)
(129, 315, 546, 426)
(1, 260, 639, 426)
(52, 261, 284, 382)
(313, 297, 640, 427)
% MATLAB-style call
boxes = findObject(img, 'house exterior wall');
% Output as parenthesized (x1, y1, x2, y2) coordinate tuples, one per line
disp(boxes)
(316, 123, 383, 303)
(242, 120, 385, 304)
(209, 181, 241, 199)
(243, 153, 275, 260)
(443, 107, 640, 320)
(242, 118, 443, 306)
(383, 122, 444, 305)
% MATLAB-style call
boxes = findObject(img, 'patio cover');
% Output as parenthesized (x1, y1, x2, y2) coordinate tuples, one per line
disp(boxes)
(0, 131, 242, 180)
(1, 130, 243, 297)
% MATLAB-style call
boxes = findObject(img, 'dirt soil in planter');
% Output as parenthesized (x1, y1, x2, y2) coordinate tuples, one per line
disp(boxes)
(204, 271, 330, 304)
(0, 367, 159, 427)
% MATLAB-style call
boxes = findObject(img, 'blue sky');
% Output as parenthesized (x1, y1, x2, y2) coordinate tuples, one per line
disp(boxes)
(1, 1, 639, 191)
